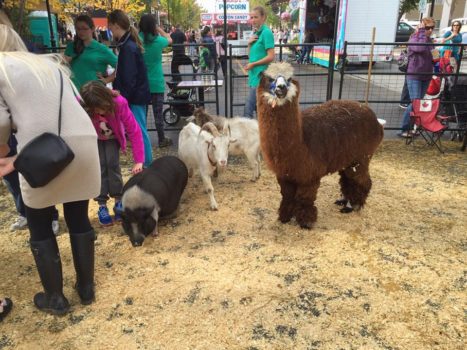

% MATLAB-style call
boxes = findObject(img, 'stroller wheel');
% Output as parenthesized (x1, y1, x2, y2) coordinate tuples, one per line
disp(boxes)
(163, 107, 180, 126)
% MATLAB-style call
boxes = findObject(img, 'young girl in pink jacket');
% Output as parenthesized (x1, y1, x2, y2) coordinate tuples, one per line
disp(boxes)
(80, 81, 144, 226)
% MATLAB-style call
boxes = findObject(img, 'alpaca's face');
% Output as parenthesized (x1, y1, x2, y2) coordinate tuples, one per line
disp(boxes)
(260, 75, 298, 107)
(269, 75, 291, 98)
(260, 62, 298, 107)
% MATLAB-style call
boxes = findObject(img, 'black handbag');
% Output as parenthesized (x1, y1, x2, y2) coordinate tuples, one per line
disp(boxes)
(13, 70, 75, 188)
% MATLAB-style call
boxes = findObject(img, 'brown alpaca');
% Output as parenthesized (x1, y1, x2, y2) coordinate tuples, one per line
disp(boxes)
(257, 62, 384, 229)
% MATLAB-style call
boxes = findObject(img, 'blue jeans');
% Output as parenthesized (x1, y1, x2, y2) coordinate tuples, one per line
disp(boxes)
(243, 86, 257, 119)
(400, 78, 410, 105)
(300, 46, 311, 63)
(130, 104, 153, 167)
(401, 79, 431, 131)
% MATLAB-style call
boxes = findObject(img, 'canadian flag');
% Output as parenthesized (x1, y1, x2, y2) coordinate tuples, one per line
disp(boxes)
(420, 99, 432, 112)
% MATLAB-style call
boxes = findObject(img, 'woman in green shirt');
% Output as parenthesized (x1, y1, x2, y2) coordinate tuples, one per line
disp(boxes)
(244, 6, 275, 118)
(64, 15, 117, 91)
(139, 14, 173, 148)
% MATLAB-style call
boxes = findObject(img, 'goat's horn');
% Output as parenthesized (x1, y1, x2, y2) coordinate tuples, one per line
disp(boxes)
(201, 122, 220, 137)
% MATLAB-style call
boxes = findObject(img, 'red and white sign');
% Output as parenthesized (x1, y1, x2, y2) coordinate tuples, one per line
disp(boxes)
(201, 13, 250, 25)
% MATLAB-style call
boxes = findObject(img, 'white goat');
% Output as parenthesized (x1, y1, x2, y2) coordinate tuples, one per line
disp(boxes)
(178, 122, 235, 210)
(188, 109, 261, 181)
(226, 117, 261, 181)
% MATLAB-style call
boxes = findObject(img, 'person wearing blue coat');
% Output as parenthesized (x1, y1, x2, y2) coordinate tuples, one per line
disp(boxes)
(108, 10, 153, 167)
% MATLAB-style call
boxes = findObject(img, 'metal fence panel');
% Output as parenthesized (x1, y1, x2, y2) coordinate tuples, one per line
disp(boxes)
(228, 43, 332, 118)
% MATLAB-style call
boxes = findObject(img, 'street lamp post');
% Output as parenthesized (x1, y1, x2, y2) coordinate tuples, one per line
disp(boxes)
(223, 0, 228, 117)
(45, 0, 57, 52)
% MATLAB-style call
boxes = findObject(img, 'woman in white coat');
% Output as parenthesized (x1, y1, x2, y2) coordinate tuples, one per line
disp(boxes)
(0, 25, 101, 315)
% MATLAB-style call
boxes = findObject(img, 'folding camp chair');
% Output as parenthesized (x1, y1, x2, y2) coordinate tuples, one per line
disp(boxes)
(408, 99, 448, 153)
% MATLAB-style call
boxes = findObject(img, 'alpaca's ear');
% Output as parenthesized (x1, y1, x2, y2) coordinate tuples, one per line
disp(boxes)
(291, 78, 300, 95)
(258, 73, 267, 89)
(291, 78, 300, 88)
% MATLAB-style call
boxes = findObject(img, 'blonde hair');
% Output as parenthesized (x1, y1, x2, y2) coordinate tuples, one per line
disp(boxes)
(422, 17, 435, 27)
(252, 6, 267, 18)
(0, 9, 13, 26)
(0, 24, 71, 91)
(0, 24, 27, 51)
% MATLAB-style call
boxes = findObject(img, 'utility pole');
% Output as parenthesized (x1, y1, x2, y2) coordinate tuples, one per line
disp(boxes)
(429, 0, 435, 18)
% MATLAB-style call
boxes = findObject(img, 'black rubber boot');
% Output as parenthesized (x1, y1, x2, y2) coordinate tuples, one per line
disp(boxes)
(30, 238, 70, 315)
(70, 230, 95, 305)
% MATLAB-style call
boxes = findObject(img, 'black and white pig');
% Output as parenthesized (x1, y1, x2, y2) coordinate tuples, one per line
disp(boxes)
(120, 156, 188, 247)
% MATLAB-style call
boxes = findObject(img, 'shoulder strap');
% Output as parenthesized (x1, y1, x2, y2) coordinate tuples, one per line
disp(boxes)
(58, 70, 64, 136)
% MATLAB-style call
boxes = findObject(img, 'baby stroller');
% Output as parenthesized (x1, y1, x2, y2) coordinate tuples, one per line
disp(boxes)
(163, 81, 197, 126)
(439, 60, 467, 149)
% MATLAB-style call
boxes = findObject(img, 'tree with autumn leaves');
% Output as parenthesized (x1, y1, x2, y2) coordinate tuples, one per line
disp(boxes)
(3, 0, 202, 34)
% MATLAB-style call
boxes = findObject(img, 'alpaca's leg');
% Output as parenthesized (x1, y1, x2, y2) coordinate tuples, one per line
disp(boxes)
(294, 180, 320, 229)
(277, 177, 297, 223)
(335, 170, 349, 208)
(339, 160, 372, 213)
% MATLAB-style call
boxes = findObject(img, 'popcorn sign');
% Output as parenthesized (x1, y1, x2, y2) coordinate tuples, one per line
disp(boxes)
(216, 0, 249, 14)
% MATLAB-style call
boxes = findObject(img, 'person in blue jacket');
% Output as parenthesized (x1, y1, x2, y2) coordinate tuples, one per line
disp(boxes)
(439, 20, 463, 62)
(108, 10, 152, 167)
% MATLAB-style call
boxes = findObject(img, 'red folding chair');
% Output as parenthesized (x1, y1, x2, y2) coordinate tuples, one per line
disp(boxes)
(409, 99, 448, 153)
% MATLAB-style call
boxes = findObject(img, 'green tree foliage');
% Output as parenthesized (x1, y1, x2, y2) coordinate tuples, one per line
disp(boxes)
(160, 0, 202, 29)
(250, 0, 288, 29)
(2, 0, 149, 33)
(399, 0, 432, 21)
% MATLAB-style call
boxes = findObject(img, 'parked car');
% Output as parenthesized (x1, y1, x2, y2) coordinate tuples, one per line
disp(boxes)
(396, 22, 415, 42)
(401, 20, 419, 29)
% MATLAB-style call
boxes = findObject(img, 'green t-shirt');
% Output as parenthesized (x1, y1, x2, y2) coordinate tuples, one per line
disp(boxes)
(140, 34, 169, 93)
(64, 40, 117, 91)
(248, 24, 275, 87)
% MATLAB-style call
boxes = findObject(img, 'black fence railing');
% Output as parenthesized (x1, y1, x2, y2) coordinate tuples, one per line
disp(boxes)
(228, 43, 332, 118)
(339, 41, 467, 131)
(42, 41, 467, 137)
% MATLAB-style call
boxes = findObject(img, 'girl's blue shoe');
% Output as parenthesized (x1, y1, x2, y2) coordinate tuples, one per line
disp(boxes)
(98, 206, 113, 226)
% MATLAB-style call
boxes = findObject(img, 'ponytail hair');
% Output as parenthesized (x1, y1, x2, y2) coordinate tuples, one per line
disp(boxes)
(129, 26, 144, 52)
(108, 9, 144, 52)
(73, 15, 95, 57)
